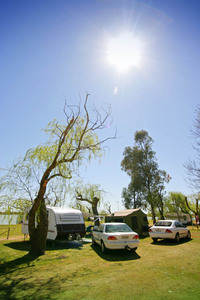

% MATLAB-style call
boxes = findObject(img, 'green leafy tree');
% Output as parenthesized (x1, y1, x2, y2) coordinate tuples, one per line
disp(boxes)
(121, 130, 170, 223)
(185, 193, 200, 220)
(1, 94, 115, 256)
(166, 192, 189, 215)
(0, 159, 68, 213)
(121, 181, 145, 209)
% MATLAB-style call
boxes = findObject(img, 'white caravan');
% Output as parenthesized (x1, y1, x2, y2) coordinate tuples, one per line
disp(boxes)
(22, 206, 86, 240)
(165, 213, 192, 225)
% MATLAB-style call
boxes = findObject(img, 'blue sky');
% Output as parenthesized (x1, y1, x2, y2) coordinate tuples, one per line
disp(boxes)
(0, 0, 200, 212)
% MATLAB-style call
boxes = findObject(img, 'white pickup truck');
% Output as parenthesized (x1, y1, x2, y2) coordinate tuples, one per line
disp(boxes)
(92, 222, 139, 253)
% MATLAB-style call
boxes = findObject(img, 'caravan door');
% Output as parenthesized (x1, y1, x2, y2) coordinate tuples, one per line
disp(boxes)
(47, 208, 57, 240)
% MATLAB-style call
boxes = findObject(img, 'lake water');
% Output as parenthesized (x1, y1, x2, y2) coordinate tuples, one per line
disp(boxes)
(0, 215, 19, 225)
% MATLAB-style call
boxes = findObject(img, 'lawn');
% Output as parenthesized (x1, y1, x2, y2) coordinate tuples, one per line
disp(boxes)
(0, 225, 200, 300)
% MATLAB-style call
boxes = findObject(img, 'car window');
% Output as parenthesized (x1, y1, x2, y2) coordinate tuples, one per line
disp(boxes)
(154, 221, 172, 227)
(105, 224, 133, 233)
(175, 221, 180, 227)
(175, 221, 184, 228)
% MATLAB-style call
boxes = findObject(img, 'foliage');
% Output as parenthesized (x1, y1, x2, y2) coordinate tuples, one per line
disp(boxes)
(0, 157, 70, 213)
(185, 193, 200, 219)
(0, 94, 115, 256)
(75, 182, 105, 225)
(165, 192, 189, 215)
(121, 130, 170, 221)
(121, 181, 146, 209)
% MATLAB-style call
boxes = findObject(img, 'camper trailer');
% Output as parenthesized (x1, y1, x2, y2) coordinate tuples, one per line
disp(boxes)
(165, 212, 192, 225)
(22, 206, 86, 240)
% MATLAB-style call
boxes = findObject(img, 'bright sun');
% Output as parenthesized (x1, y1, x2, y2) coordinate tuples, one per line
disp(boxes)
(106, 32, 142, 73)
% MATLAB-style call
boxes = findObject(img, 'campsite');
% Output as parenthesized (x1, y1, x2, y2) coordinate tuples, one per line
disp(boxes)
(0, 223, 200, 300)
(1, 1, 200, 299)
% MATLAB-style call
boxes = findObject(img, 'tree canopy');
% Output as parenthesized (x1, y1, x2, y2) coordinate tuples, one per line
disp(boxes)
(121, 130, 170, 222)
(0, 94, 116, 256)
(75, 182, 105, 225)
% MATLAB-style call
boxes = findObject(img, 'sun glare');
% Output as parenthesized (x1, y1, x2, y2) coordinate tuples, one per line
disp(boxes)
(106, 32, 142, 73)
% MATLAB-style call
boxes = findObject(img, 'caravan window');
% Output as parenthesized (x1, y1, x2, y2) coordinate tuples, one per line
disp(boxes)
(59, 214, 80, 222)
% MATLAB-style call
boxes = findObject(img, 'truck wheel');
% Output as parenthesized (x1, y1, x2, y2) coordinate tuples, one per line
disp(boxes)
(101, 241, 107, 253)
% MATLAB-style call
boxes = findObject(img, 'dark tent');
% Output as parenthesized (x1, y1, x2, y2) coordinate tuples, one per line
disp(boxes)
(105, 208, 149, 236)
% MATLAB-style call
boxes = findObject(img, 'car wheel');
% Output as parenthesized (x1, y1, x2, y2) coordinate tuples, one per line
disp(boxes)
(101, 241, 107, 253)
(152, 238, 158, 243)
(131, 247, 137, 252)
(187, 230, 191, 240)
(92, 236, 96, 245)
(175, 233, 180, 243)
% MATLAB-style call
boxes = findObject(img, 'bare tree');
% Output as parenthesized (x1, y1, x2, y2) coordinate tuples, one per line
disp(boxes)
(185, 105, 200, 190)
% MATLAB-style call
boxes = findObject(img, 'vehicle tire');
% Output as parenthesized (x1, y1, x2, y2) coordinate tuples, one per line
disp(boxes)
(152, 238, 158, 243)
(187, 230, 191, 240)
(175, 233, 180, 243)
(101, 241, 107, 253)
(92, 236, 96, 245)
(131, 247, 137, 252)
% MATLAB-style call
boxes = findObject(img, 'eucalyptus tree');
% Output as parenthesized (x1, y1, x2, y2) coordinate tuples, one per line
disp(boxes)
(121, 130, 170, 223)
(1, 94, 115, 256)
(121, 181, 145, 209)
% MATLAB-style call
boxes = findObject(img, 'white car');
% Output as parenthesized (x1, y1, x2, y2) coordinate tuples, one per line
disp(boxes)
(92, 223, 139, 253)
(149, 220, 191, 243)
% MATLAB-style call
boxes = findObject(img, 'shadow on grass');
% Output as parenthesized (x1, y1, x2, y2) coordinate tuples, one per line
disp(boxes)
(0, 240, 87, 299)
(91, 244, 141, 261)
(0, 276, 64, 300)
(0, 252, 36, 275)
(151, 238, 193, 246)
(3, 239, 86, 253)
(0, 252, 65, 300)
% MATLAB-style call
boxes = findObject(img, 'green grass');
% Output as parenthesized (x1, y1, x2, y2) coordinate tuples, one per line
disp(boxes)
(0, 224, 24, 239)
(0, 225, 200, 300)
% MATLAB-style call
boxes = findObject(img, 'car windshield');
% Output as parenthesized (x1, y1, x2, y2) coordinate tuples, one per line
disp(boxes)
(154, 221, 172, 227)
(105, 224, 133, 233)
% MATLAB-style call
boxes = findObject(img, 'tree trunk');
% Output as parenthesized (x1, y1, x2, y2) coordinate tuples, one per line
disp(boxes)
(28, 179, 49, 257)
(159, 208, 165, 220)
(29, 198, 48, 257)
(158, 195, 165, 220)
(150, 203, 156, 224)
(92, 197, 100, 226)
